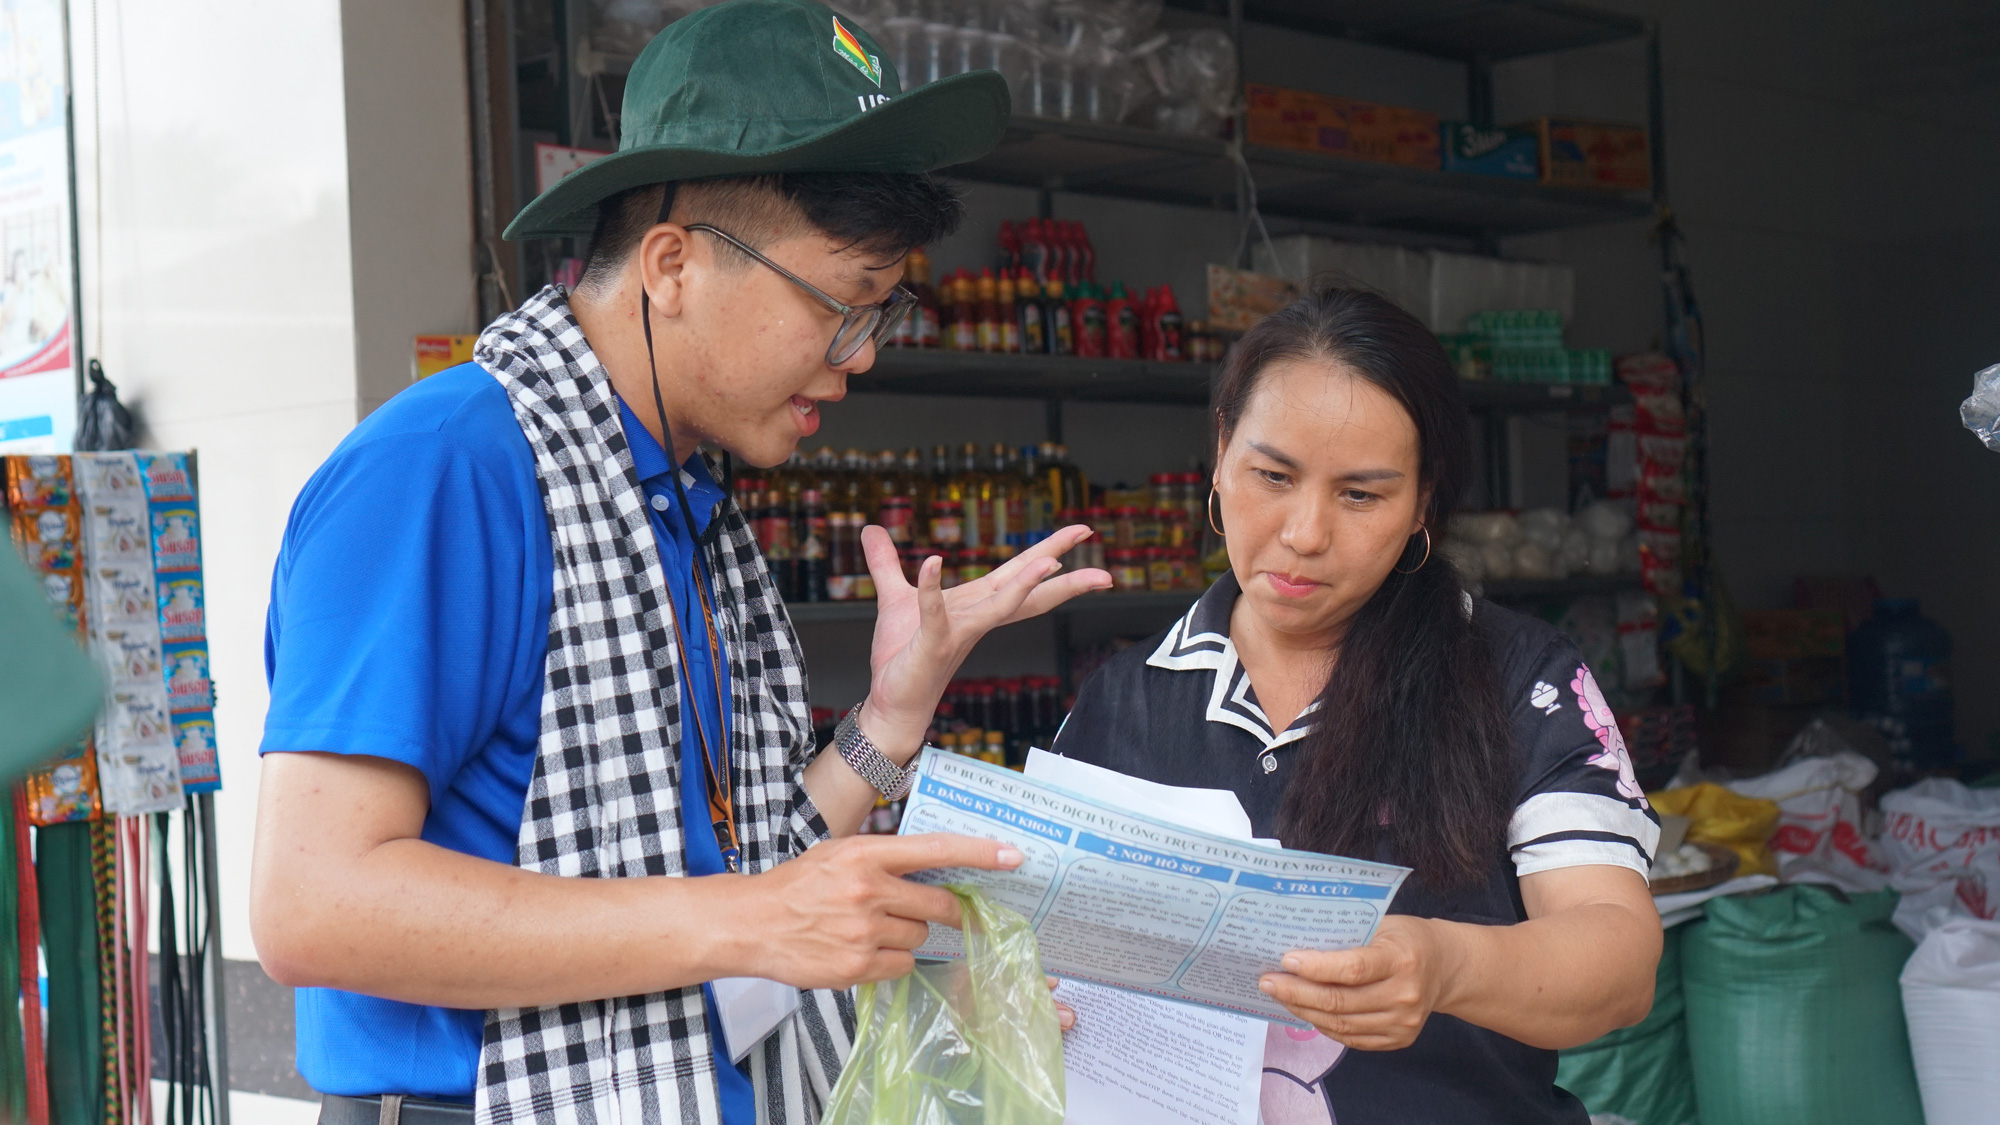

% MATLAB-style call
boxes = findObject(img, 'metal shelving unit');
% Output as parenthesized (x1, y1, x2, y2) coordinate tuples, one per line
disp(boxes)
(786, 589, 1200, 625)
(782, 575, 1639, 626)
(860, 348, 1628, 412)
(953, 117, 1651, 240)
(1485, 574, 1643, 601)
(503, 0, 1665, 684)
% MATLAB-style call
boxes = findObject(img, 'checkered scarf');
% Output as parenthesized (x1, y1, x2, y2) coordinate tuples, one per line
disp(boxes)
(472, 287, 855, 1124)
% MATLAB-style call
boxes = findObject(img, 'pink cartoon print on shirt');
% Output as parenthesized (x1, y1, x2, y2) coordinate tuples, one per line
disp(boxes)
(1261, 1023, 1346, 1124)
(1571, 664, 1643, 802)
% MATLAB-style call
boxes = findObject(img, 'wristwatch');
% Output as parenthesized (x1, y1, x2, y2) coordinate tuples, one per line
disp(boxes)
(834, 701, 918, 801)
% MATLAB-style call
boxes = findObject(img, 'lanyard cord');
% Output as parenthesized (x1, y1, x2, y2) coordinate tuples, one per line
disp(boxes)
(637, 183, 743, 871)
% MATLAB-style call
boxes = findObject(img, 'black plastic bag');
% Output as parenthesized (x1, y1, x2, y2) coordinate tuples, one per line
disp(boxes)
(75, 359, 134, 451)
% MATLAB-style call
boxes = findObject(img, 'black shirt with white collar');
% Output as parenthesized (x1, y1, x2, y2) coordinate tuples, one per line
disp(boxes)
(1052, 571, 1660, 1125)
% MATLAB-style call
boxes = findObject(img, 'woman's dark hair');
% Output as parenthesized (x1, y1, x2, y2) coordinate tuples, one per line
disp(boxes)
(1214, 287, 1515, 889)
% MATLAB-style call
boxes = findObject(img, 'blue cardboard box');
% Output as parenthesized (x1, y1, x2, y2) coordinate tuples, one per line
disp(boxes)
(1441, 123, 1539, 180)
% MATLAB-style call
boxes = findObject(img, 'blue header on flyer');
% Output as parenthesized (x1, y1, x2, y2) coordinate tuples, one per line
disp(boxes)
(915, 774, 1072, 845)
(1075, 832, 1235, 882)
(1235, 872, 1392, 899)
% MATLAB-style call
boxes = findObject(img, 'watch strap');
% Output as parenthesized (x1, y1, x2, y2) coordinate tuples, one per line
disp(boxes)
(834, 702, 916, 801)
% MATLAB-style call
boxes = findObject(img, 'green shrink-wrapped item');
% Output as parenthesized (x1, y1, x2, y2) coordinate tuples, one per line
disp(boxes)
(1682, 886, 1922, 1125)
(1555, 924, 1698, 1125)
(822, 886, 1064, 1125)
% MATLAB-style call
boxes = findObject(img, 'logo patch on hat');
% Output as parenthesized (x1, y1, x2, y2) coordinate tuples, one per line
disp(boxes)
(831, 16, 882, 87)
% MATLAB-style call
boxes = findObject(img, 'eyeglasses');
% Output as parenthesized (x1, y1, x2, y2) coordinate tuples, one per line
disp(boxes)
(684, 223, 916, 367)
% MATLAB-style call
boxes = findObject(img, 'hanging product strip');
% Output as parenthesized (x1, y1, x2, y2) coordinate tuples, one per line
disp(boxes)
(4, 453, 224, 1124)
(75, 453, 183, 816)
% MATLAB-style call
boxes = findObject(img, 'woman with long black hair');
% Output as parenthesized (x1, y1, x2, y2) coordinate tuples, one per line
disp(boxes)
(1052, 287, 1662, 1123)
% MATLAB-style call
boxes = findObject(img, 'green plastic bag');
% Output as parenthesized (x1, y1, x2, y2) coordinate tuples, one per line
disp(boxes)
(1556, 924, 1698, 1125)
(1682, 885, 1922, 1125)
(823, 885, 1064, 1125)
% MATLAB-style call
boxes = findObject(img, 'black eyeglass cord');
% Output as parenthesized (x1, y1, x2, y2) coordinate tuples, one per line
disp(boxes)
(636, 182, 742, 873)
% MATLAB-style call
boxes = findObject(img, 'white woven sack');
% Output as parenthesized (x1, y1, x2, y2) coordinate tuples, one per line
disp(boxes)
(1726, 751, 1889, 893)
(1899, 918, 2000, 1125)
(1879, 778, 2000, 941)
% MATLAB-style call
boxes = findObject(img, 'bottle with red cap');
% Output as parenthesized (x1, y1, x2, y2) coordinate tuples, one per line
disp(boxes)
(1015, 267, 1046, 354)
(1073, 282, 1107, 357)
(1070, 220, 1096, 283)
(1022, 217, 1052, 282)
(974, 267, 1000, 353)
(997, 219, 1021, 272)
(1148, 284, 1185, 361)
(1106, 281, 1139, 359)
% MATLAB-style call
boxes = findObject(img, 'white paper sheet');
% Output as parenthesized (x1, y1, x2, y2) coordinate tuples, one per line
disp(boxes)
(1021, 751, 1270, 1125)
(1052, 979, 1265, 1125)
(904, 750, 1406, 1024)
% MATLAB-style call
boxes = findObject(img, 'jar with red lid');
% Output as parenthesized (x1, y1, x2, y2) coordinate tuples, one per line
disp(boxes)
(929, 499, 964, 548)
(880, 495, 914, 545)
(957, 548, 993, 583)
(1146, 547, 1174, 591)
(1084, 507, 1113, 569)
(1110, 549, 1147, 591)
(1112, 506, 1141, 551)
(1177, 546, 1206, 590)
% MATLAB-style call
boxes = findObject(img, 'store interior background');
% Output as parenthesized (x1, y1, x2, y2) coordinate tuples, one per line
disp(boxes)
(69, 0, 2000, 1102)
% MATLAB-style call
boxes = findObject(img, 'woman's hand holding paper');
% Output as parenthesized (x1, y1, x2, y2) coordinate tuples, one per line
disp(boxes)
(1257, 915, 1453, 1051)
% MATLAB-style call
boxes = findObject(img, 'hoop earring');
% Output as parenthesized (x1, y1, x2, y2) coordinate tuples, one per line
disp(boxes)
(1394, 527, 1432, 574)
(1208, 488, 1225, 537)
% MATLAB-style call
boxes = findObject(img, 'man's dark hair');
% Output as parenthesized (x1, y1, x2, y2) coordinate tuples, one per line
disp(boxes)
(576, 172, 963, 293)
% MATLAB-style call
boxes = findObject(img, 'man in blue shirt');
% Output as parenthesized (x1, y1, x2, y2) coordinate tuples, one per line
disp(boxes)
(250, 3, 1106, 1122)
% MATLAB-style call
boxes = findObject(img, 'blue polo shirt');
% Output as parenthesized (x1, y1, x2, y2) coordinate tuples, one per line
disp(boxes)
(261, 362, 753, 1122)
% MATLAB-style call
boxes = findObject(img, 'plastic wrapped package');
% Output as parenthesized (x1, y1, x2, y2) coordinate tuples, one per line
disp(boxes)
(1440, 535, 1483, 585)
(1681, 886, 1923, 1125)
(1451, 511, 1519, 545)
(1576, 500, 1632, 543)
(1478, 540, 1514, 580)
(1556, 526, 1592, 576)
(822, 886, 1064, 1125)
(1647, 784, 1779, 878)
(1958, 362, 2000, 451)
(1517, 507, 1568, 551)
(1511, 541, 1554, 580)
(1899, 918, 2000, 1125)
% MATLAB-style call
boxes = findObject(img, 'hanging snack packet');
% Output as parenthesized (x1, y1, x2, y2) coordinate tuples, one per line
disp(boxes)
(6, 453, 72, 508)
(138, 451, 219, 792)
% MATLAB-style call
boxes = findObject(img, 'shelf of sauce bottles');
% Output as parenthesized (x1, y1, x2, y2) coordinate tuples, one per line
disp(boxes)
(830, 673, 1068, 833)
(888, 218, 1224, 363)
(733, 441, 1224, 604)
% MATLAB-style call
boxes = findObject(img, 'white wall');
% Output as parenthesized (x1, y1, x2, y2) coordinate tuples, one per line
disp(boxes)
(78, 0, 476, 960)
(341, 0, 479, 415)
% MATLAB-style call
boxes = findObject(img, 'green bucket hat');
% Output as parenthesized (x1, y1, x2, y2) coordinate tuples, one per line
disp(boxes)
(504, 0, 1011, 241)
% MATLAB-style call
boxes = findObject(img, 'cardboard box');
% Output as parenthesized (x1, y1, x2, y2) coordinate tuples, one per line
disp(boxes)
(1251, 235, 1574, 334)
(1441, 123, 1539, 180)
(1742, 609, 1846, 660)
(1204, 264, 1299, 333)
(1529, 117, 1651, 192)
(1245, 84, 1440, 170)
